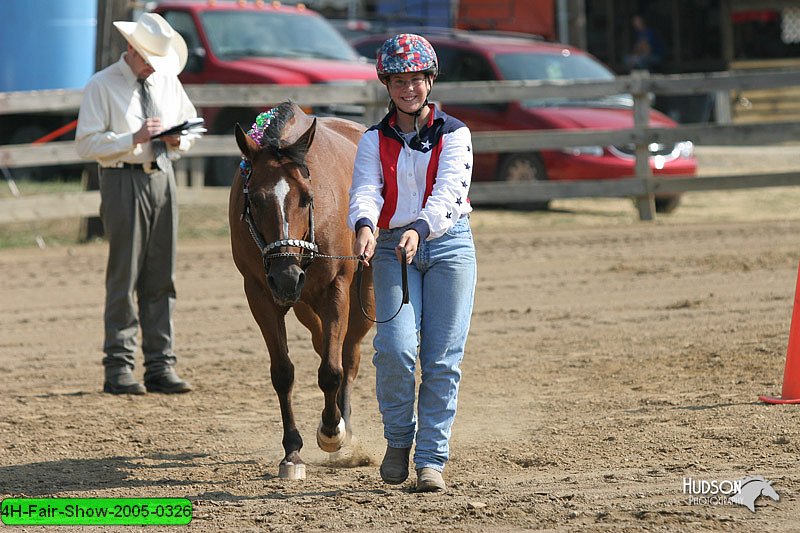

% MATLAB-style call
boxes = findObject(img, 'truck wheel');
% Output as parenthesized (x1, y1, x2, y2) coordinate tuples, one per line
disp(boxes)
(655, 195, 682, 214)
(497, 153, 549, 210)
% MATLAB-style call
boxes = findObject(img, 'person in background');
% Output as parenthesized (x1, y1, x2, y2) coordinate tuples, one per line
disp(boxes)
(625, 14, 665, 72)
(76, 12, 198, 395)
(348, 34, 477, 492)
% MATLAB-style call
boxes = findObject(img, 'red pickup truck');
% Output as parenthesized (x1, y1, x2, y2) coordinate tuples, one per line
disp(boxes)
(154, 0, 377, 184)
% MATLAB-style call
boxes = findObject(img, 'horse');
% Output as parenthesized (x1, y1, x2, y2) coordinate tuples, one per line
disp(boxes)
(228, 101, 374, 479)
(729, 476, 780, 512)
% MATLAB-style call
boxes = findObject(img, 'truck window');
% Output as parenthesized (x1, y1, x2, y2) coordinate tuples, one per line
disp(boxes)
(449, 49, 506, 112)
(451, 51, 496, 82)
(199, 11, 359, 61)
(162, 11, 202, 51)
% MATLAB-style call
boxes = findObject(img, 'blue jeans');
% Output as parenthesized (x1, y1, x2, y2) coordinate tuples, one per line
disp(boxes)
(372, 216, 477, 472)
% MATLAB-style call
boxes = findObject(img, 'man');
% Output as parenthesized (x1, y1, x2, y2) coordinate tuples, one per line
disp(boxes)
(76, 12, 198, 394)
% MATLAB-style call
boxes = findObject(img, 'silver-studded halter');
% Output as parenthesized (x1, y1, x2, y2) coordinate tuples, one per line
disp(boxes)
(239, 157, 318, 272)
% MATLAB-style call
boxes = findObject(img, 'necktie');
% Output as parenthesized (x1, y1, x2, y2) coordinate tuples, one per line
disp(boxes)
(138, 78, 170, 171)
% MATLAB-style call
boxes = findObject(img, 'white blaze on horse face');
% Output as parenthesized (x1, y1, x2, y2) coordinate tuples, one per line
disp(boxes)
(273, 177, 291, 239)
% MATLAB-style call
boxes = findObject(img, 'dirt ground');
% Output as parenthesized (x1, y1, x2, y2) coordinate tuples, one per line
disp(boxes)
(3, 148, 800, 531)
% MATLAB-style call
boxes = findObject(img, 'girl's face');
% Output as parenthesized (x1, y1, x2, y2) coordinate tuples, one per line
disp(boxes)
(387, 72, 430, 114)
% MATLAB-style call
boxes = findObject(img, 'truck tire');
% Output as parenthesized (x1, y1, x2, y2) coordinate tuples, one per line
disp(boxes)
(655, 195, 682, 214)
(497, 153, 550, 210)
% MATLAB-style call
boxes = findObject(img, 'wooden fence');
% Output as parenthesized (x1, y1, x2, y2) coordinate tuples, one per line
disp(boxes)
(3, 68, 800, 223)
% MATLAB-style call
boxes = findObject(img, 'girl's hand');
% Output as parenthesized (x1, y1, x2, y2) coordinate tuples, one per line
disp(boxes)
(396, 229, 419, 264)
(354, 226, 376, 266)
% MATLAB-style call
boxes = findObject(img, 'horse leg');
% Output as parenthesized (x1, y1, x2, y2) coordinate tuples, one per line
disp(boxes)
(296, 286, 350, 452)
(335, 329, 361, 444)
(244, 278, 305, 479)
(336, 266, 373, 439)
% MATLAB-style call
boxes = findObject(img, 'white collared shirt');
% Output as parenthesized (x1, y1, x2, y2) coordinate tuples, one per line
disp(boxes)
(75, 53, 197, 168)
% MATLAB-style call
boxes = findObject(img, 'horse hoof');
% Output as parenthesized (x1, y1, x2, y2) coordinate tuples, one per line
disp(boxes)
(316, 418, 347, 453)
(279, 461, 306, 480)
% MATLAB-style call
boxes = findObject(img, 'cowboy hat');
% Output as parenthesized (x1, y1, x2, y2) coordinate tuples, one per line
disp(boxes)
(114, 13, 188, 75)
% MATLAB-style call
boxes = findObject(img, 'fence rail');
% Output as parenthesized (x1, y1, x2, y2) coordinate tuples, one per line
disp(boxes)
(3, 68, 800, 222)
(4, 69, 800, 113)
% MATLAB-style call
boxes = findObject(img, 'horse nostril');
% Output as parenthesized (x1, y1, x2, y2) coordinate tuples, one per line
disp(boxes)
(267, 274, 279, 295)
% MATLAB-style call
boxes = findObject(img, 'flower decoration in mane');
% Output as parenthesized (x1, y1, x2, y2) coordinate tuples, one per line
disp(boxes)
(247, 108, 276, 147)
(239, 108, 276, 181)
(239, 103, 307, 183)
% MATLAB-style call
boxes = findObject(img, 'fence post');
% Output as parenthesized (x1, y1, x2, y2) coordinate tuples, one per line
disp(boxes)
(190, 157, 205, 189)
(174, 159, 189, 187)
(363, 83, 387, 126)
(714, 90, 732, 124)
(631, 70, 655, 221)
(79, 164, 104, 241)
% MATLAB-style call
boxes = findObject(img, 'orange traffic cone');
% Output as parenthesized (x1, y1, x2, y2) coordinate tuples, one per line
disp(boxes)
(760, 262, 800, 404)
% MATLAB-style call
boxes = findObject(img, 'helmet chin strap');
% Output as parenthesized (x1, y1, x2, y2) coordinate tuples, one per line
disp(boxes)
(392, 95, 429, 141)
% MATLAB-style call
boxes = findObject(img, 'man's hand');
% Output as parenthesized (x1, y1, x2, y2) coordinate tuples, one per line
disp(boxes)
(133, 118, 162, 145)
(162, 133, 181, 147)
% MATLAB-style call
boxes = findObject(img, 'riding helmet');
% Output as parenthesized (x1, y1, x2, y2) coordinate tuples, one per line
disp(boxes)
(376, 33, 438, 80)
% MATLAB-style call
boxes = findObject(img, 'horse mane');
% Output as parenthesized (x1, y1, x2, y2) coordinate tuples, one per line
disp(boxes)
(259, 101, 308, 170)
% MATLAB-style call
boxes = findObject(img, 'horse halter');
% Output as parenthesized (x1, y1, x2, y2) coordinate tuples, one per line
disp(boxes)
(239, 158, 318, 272)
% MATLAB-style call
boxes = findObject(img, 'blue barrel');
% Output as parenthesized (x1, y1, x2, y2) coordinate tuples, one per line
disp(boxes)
(0, 0, 97, 91)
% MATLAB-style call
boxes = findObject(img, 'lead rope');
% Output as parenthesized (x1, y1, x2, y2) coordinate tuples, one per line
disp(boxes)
(356, 248, 409, 324)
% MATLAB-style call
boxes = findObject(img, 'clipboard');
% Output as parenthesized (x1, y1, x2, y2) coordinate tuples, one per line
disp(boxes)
(150, 117, 206, 140)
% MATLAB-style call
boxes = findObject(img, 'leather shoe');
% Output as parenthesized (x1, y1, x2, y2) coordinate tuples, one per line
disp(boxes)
(103, 367, 145, 395)
(379, 446, 411, 484)
(144, 367, 192, 394)
(416, 467, 446, 492)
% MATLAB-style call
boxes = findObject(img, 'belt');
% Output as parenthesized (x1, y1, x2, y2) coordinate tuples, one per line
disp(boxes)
(120, 162, 157, 171)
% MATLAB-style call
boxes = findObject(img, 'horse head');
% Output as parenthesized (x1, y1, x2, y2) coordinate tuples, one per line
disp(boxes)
(235, 102, 318, 306)
(760, 480, 780, 502)
(730, 476, 780, 512)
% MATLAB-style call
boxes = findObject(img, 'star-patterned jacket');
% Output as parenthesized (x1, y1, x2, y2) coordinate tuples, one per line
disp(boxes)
(348, 105, 473, 241)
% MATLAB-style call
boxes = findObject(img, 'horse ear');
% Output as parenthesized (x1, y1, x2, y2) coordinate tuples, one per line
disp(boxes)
(286, 118, 317, 160)
(235, 123, 259, 160)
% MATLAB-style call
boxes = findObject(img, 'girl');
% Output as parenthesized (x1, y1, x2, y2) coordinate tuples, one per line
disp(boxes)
(349, 34, 477, 492)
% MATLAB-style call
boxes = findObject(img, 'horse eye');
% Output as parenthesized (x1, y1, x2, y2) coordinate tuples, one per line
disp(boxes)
(300, 195, 312, 208)
(251, 191, 269, 209)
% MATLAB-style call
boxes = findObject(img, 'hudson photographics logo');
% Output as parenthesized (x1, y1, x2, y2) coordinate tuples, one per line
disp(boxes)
(683, 476, 780, 512)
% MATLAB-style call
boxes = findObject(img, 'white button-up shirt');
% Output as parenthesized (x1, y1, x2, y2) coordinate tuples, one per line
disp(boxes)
(75, 53, 197, 168)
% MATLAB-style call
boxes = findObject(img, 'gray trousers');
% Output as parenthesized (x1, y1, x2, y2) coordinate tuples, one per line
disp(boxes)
(99, 164, 178, 375)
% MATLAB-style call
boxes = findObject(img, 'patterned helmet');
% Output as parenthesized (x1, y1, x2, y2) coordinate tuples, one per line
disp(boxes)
(376, 33, 438, 79)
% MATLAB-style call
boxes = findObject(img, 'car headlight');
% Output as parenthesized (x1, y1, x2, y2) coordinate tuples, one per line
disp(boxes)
(675, 141, 694, 158)
(562, 146, 604, 157)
